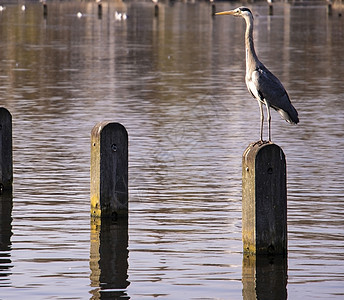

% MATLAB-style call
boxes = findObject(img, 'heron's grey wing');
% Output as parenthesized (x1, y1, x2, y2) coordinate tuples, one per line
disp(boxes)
(254, 66, 299, 123)
(254, 66, 288, 108)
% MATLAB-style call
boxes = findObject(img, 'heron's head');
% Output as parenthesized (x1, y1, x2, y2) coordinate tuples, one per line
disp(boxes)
(215, 7, 253, 19)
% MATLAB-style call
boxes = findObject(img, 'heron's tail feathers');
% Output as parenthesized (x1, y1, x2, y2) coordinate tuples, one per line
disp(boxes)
(277, 105, 299, 124)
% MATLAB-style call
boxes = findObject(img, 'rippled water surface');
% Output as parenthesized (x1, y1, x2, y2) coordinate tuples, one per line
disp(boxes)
(0, 1, 343, 299)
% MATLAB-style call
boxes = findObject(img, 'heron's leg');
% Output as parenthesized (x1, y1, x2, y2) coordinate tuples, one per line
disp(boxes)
(257, 100, 264, 141)
(264, 100, 272, 142)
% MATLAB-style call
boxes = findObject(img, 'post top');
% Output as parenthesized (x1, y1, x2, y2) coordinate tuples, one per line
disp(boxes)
(243, 141, 283, 156)
(91, 122, 128, 138)
(243, 141, 285, 166)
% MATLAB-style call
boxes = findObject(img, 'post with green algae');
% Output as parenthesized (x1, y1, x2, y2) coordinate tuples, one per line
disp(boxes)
(0, 107, 13, 193)
(90, 122, 128, 219)
(242, 142, 287, 256)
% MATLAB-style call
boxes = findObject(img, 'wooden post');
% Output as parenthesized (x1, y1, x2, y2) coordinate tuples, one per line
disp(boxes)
(90, 216, 129, 296)
(154, 4, 159, 17)
(242, 254, 287, 300)
(43, 2, 47, 18)
(0, 190, 13, 253)
(0, 108, 13, 193)
(98, 3, 102, 19)
(242, 142, 287, 256)
(267, 0, 273, 16)
(211, 3, 216, 17)
(327, 0, 333, 16)
(91, 122, 128, 219)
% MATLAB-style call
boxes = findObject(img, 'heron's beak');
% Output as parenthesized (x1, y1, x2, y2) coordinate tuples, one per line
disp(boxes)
(215, 10, 236, 16)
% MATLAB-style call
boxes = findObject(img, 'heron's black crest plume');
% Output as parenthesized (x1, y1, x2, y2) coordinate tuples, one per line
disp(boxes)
(238, 7, 252, 14)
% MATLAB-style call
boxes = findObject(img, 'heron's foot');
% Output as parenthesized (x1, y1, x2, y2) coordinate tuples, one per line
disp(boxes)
(252, 140, 262, 147)
(251, 140, 271, 147)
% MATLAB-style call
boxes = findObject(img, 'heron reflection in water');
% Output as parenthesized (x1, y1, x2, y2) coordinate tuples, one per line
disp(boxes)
(216, 7, 299, 142)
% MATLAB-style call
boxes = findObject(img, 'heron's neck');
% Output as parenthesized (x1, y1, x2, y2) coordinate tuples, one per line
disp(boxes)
(244, 16, 259, 72)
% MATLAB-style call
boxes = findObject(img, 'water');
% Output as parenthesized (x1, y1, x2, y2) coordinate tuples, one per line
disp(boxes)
(0, 1, 343, 299)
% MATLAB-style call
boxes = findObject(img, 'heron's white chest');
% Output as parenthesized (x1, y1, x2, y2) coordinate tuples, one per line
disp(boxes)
(246, 70, 261, 101)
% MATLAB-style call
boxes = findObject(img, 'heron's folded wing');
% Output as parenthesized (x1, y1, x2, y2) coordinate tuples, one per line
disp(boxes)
(255, 65, 299, 123)
(255, 66, 295, 110)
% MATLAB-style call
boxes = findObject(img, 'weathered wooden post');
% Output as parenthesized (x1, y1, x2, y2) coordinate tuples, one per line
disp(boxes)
(90, 216, 129, 297)
(242, 142, 287, 256)
(327, 0, 332, 16)
(98, 2, 102, 19)
(43, 2, 47, 18)
(0, 190, 13, 253)
(154, 4, 159, 17)
(267, 0, 274, 16)
(90, 122, 128, 219)
(242, 254, 287, 300)
(210, 0, 216, 17)
(0, 108, 13, 193)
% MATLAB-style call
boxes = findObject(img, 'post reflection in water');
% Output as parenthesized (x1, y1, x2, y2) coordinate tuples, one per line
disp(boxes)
(242, 254, 287, 300)
(0, 191, 13, 287)
(90, 217, 129, 300)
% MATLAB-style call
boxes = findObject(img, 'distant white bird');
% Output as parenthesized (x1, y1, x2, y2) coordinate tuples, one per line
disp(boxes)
(152, 0, 158, 4)
(115, 11, 121, 20)
(77, 12, 83, 18)
(21, 5, 26, 11)
(0, 5, 5, 11)
(115, 11, 127, 20)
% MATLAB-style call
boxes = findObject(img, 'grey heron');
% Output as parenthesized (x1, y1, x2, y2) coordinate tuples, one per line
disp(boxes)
(216, 7, 299, 142)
